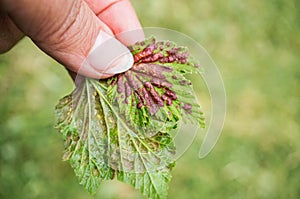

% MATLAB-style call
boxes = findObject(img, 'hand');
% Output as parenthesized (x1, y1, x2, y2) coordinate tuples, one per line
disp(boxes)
(0, 0, 144, 78)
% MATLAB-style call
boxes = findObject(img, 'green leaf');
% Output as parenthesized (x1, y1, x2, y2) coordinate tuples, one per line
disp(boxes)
(56, 78, 176, 197)
(117, 170, 172, 199)
(91, 80, 176, 198)
(55, 37, 205, 198)
(55, 82, 114, 193)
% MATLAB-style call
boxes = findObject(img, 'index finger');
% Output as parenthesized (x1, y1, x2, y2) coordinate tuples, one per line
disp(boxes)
(85, 0, 144, 46)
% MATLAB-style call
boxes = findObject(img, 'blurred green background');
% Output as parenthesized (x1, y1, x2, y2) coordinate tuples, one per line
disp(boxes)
(0, 0, 299, 198)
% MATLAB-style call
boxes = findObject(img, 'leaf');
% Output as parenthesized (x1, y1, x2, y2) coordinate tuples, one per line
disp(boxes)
(107, 37, 205, 137)
(92, 80, 176, 198)
(55, 37, 205, 199)
(117, 170, 172, 199)
(56, 78, 176, 198)
(55, 82, 114, 193)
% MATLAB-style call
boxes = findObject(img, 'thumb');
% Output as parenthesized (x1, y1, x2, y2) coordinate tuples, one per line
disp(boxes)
(1, 0, 133, 78)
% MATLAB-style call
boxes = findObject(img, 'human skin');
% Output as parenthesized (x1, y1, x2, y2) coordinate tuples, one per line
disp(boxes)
(0, 0, 143, 78)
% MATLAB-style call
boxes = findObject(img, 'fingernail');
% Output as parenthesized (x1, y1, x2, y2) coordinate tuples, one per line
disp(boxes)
(82, 31, 134, 78)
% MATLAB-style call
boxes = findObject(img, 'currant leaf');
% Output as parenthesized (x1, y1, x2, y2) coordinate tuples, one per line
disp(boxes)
(55, 37, 205, 199)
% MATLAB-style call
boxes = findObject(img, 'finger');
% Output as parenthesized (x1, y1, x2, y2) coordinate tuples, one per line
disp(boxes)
(1, 0, 132, 79)
(0, 14, 24, 53)
(85, 0, 144, 46)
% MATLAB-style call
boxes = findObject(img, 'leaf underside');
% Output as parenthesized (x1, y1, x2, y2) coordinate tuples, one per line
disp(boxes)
(55, 37, 205, 199)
